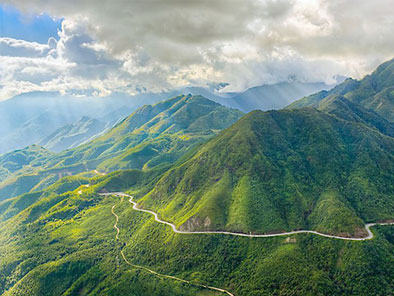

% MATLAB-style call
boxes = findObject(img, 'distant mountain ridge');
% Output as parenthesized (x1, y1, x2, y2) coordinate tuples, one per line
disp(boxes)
(0, 80, 334, 154)
(38, 106, 132, 152)
(46, 94, 243, 172)
(38, 116, 108, 152)
(0, 91, 174, 154)
(216, 81, 337, 112)
(288, 58, 394, 122)
(0, 95, 242, 201)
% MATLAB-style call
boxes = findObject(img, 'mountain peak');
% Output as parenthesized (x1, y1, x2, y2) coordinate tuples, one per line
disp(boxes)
(288, 57, 394, 122)
(31, 94, 243, 175)
(79, 116, 91, 122)
(140, 105, 394, 237)
(113, 94, 242, 136)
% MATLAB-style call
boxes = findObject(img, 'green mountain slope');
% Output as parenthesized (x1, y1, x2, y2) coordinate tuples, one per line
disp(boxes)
(43, 94, 242, 172)
(288, 58, 394, 122)
(316, 96, 394, 137)
(0, 145, 52, 182)
(1, 170, 394, 296)
(139, 108, 394, 237)
(0, 145, 51, 174)
(0, 95, 242, 201)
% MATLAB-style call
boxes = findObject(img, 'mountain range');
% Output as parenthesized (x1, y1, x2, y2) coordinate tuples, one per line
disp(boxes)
(0, 94, 242, 201)
(0, 81, 335, 154)
(38, 108, 132, 153)
(0, 91, 175, 154)
(288, 58, 394, 122)
(217, 81, 338, 112)
(0, 58, 393, 296)
(139, 105, 394, 237)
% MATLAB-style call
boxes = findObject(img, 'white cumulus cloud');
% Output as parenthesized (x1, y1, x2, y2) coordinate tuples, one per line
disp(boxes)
(0, 0, 393, 97)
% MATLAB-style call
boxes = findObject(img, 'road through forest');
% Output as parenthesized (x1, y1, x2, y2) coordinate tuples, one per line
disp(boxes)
(104, 191, 394, 296)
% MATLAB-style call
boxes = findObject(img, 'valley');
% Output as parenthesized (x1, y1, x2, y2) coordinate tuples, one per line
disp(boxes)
(0, 2, 393, 295)
(0, 59, 394, 296)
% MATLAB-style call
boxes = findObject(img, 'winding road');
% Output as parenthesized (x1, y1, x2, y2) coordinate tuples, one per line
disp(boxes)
(111, 200, 235, 296)
(102, 192, 394, 241)
(111, 205, 120, 240)
(105, 191, 394, 296)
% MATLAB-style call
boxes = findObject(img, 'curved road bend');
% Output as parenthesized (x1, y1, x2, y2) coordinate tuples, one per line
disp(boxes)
(111, 202, 235, 296)
(102, 192, 394, 241)
(111, 205, 120, 240)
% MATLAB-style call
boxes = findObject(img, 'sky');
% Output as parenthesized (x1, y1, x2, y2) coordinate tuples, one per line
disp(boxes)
(0, 5, 61, 43)
(0, 0, 393, 100)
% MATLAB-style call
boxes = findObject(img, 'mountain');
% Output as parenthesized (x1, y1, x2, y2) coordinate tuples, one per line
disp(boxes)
(0, 95, 242, 201)
(288, 58, 394, 122)
(1, 64, 394, 296)
(316, 96, 394, 137)
(139, 107, 394, 237)
(38, 106, 131, 153)
(216, 81, 336, 112)
(0, 114, 394, 296)
(0, 91, 174, 154)
(44, 94, 243, 173)
(38, 116, 108, 152)
(0, 145, 52, 182)
(1, 88, 394, 295)
(0, 80, 336, 154)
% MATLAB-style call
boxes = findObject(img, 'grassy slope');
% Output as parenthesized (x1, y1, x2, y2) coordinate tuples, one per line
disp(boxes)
(0, 145, 52, 182)
(316, 96, 394, 137)
(139, 108, 394, 236)
(0, 95, 242, 202)
(0, 173, 394, 296)
(44, 94, 242, 172)
(1, 63, 394, 295)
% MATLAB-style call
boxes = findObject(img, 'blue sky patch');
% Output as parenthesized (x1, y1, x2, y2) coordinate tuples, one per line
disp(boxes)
(0, 4, 62, 43)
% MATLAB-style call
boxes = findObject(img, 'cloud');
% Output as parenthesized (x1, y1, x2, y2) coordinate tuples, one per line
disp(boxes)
(0, 37, 50, 57)
(0, 20, 132, 99)
(0, 0, 393, 97)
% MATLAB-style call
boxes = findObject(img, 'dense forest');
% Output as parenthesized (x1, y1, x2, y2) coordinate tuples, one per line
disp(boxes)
(1, 59, 394, 295)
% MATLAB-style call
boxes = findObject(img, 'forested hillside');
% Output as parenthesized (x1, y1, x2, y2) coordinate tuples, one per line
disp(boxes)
(1, 59, 394, 296)
(139, 107, 394, 237)
(288, 58, 394, 122)
(1, 168, 394, 296)
(0, 95, 242, 201)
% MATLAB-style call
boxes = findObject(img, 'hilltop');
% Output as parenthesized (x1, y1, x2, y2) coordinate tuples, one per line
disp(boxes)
(288, 58, 394, 122)
(1, 59, 394, 296)
(139, 107, 394, 237)
(0, 95, 242, 201)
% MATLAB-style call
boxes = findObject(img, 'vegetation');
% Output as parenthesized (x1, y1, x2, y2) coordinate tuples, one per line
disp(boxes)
(0, 145, 52, 182)
(47, 94, 242, 172)
(139, 107, 394, 236)
(1, 58, 394, 295)
(0, 174, 394, 296)
(0, 95, 242, 201)
(288, 57, 394, 122)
